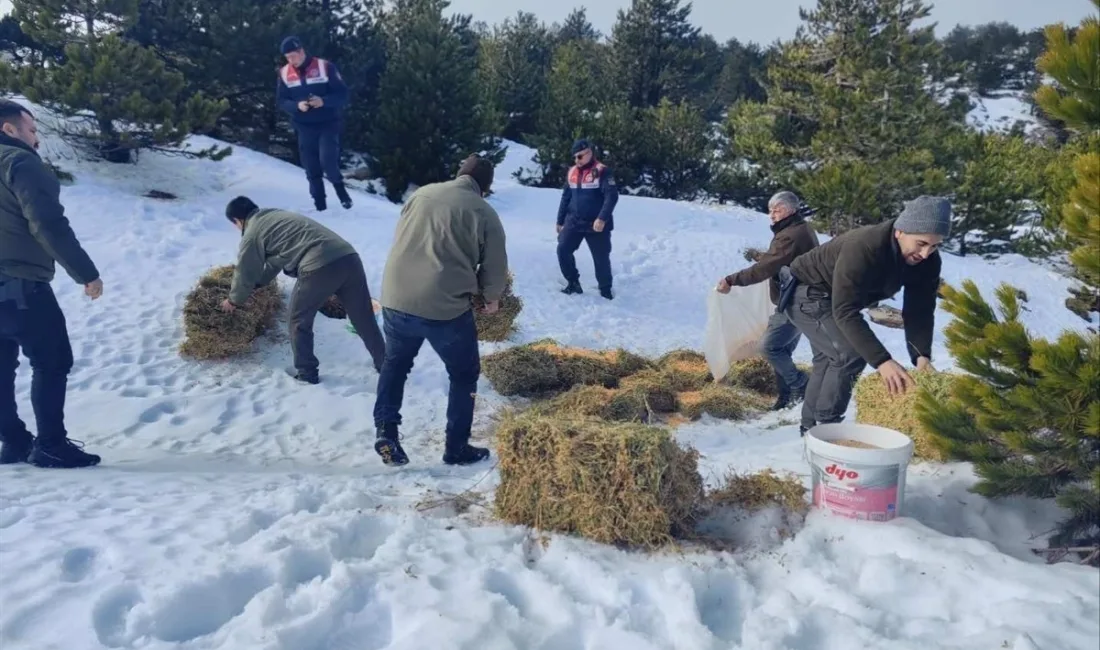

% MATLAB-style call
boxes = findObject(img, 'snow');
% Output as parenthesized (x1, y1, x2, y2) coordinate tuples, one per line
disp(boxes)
(966, 91, 1041, 134)
(1, 98, 1098, 650)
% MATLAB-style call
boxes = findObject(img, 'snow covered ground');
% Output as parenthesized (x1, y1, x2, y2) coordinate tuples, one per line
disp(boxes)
(1, 100, 1097, 650)
(966, 91, 1041, 135)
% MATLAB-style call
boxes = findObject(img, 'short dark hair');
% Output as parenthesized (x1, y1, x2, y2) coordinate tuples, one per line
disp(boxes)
(0, 99, 32, 127)
(226, 196, 259, 222)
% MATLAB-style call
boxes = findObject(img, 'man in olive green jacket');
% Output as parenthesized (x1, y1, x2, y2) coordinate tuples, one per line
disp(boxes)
(221, 196, 385, 383)
(373, 154, 508, 468)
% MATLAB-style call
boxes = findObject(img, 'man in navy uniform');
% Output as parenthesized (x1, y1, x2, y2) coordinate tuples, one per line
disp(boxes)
(275, 35, 353, 212)
(556, 138, 619, 300)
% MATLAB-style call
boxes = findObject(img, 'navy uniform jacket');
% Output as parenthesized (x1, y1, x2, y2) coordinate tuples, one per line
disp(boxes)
(556, 161, 619, 233)
(276, 56, 349, 128)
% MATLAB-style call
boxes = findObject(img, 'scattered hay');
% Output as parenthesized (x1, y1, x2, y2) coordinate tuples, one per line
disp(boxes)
(619, 369, 679, 414)
(853, 369, 958, 461)
(706, 469, 809, 515)
(319, 295, 347, 319)
(724, 356, 779, 395)
(655, 349, 713, 392)
(678, 385, 753, 421)
(179, 265, 284, 360)
(475, 272, 523, 342)
(494, 411, 704, 548)
(483, 338, 651, 397)
(531, 371, 678, 424)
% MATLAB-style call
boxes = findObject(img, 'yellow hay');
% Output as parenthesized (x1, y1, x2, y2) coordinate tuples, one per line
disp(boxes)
(853, 369, 958, 461)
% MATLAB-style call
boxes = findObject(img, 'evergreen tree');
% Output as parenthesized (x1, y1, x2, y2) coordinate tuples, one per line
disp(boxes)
(554, 7, 601, 44)
(608, 0, 708, 108)
(368, 0, 496, 202)
(2, 0, 227, 162)
(640, 98, 712, 200)
(477, 11, 555, 143)
(915, 280, 1100, 562)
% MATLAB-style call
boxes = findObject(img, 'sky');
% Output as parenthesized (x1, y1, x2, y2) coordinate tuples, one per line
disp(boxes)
(447, 0, 1096, 45)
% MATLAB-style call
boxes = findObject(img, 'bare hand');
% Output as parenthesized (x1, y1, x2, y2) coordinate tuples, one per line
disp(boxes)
(877, 359, 915, 396)
(308, 96, 323, 108)
(716, 278, 731, 294)
(297, 100, 310, 112)
(480, 300, 499, 315)
(593, 218, 606, 233)
(556, 224, 563, 234)
(85, 278, 103, 300)
(915, 356, 934, 372)
(220, 299, 236, 313)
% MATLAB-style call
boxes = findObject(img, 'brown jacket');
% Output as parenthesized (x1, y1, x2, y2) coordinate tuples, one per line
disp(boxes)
(726, 214, 819, 304)
(789, 218, 941, 368)
(381, 175, 508, 321)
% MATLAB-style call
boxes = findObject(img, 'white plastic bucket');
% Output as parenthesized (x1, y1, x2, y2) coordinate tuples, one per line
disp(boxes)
(804, 423, 915, 521)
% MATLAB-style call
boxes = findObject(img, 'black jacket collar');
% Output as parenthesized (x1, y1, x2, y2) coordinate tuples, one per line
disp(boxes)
(0, 132, 38, 156)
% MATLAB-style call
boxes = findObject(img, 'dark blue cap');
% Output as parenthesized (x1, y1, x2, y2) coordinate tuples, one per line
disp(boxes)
(280, 36, 303, 54)
(571, 138, 592, 155)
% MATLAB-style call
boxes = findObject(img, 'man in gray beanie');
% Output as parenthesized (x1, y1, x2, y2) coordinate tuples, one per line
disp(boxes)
(780, 196, 950, 436)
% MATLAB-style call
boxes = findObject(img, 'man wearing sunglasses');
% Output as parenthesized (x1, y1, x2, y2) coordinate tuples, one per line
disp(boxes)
(556, 138, 619, 300)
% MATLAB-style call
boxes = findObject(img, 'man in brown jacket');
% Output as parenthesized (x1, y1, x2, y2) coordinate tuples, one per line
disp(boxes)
(782, 196, 950, 435)
(718, 191, 819, 410)
(372, 154, 508, 468)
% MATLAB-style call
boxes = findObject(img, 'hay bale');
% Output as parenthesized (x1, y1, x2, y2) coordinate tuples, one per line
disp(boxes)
(482, 345, 562, 397)
(655, 349, 713, 391)
(179, 265, 284, 360)
(494, 411, 704, 548)
(483, 338, 652, 397)
(529, 339, 651, 386)
(853, 369, 958, 461)
(532, 385, 649, 423)
(474, 272, 523, 342)
(706, 469, 809, 515)
(319, 295, 347, 319)
(678, 385, 756, 421)
(724, 356, 779, 395)
(619, 370, 679, 414)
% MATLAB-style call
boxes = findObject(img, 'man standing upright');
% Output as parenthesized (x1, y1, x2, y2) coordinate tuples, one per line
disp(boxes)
(373, 154, 508, 468)
(782, 196, 951, 436)
(717, 190, 819, 410)
(276, 35, 353, 212)
(557, 138, 619, 300)
(0, 99, 103, 468)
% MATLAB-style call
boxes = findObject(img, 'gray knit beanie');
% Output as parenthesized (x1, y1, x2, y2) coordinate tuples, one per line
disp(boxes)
(895, 196, 952, 238)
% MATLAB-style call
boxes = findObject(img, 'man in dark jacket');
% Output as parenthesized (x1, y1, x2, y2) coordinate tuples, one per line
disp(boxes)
(220, 197, 385, 384)
(782, 196, 950, 435)
(275, 36, 353, 212)
(556, 138, 619, 300)
(717, 191, 819, 410)
(0, 99, 102, 468)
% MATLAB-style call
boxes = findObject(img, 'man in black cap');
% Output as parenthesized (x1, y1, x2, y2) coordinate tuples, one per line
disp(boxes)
(556, 138, 619, 300)
(275, 35, 353, 212)
(781, 195, 951, 435)
(372, 154, 508, 468)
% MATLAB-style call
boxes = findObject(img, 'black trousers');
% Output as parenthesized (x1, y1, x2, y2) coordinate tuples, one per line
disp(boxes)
(557, 228, 612, 291)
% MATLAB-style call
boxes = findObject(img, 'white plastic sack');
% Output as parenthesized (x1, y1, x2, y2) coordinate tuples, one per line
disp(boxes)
(702, 281, 773, 382)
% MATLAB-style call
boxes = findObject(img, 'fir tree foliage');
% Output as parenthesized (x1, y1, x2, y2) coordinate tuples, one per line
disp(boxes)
(477, 11, 555, 143)
(609, 0, 708, 108)
(915, 279, 1100, 558)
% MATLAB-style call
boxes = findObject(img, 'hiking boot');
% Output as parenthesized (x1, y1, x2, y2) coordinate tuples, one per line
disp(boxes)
(374, 424, 409, 467)
(334, 184, 353, 209)
(443, 444, 490, 466)
(599, 287, 613, 300)
(561, 281, 582, 295)
(0, 435, 33, 465)
(286, 368, 320, 385)
(313, 196, 327, 212)
(29, 439, 101, 468)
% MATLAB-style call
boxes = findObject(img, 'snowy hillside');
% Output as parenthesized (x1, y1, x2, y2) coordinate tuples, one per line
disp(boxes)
(0, 99, 1097, 650)
(966, 90, 1041, 134)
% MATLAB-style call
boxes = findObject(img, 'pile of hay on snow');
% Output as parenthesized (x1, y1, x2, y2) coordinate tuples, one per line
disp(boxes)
(722, 356, 813, 395)
(531, 369, 679, 423)
(853, 369, 957, 461)
(319, 295, 347, 319)
(482, 338, 651, 397)
(180, 265, 283, 360)
(677, 384, 768, 421)
(474, 272, 523, 342)
(706, 469, 809, 515)
(494, 410, 703, 548)
(655, 349, 713, 391)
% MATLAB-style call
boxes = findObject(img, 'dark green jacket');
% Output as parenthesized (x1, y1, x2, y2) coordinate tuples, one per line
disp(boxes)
(229, 208, 356, 305)
(789, 218, 941, 368)
(0, 133, 99, 284)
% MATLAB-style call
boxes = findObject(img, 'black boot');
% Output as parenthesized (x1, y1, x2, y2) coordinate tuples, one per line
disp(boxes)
(0, 435, 33, 465)
(599, 287, 613, 300)
(443, 443, 490, 466)
(374, 424, 409, 467)
(29, 439, 100, 468)
(313, 196, 327, 212)
(771, 392, 792, 411)
(286, 367, 319, 385)
(334, 183, 353, 209)
(561, 281, 582, 295)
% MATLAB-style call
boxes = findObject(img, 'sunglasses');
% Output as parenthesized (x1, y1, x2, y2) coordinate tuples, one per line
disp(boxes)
(574, 150, 590, 161)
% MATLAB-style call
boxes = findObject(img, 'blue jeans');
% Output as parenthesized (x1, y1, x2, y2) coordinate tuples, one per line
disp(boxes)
(761, 309, 808, 395)
(372, 308, 480, 447)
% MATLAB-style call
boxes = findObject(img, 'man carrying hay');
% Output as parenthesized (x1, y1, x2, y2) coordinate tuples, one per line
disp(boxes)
(373, 154, 508, 467)
(781, 196, 949, 436)
(220, 196, 385, 384)
(0, 99, 102, 468)
(717, 190, 819, 410)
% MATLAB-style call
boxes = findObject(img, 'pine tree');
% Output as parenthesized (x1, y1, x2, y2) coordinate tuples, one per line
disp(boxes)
(608, 0, 708, 108)
(368, 0, 495, 202)
(1034, 4, 1100, 315)
(554, 7, 601, 44)
(915, 280, 1100, 562)
(2, 0, 227, 162)
(476, 11, 556, 143)
(641, 98, 712, 200)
